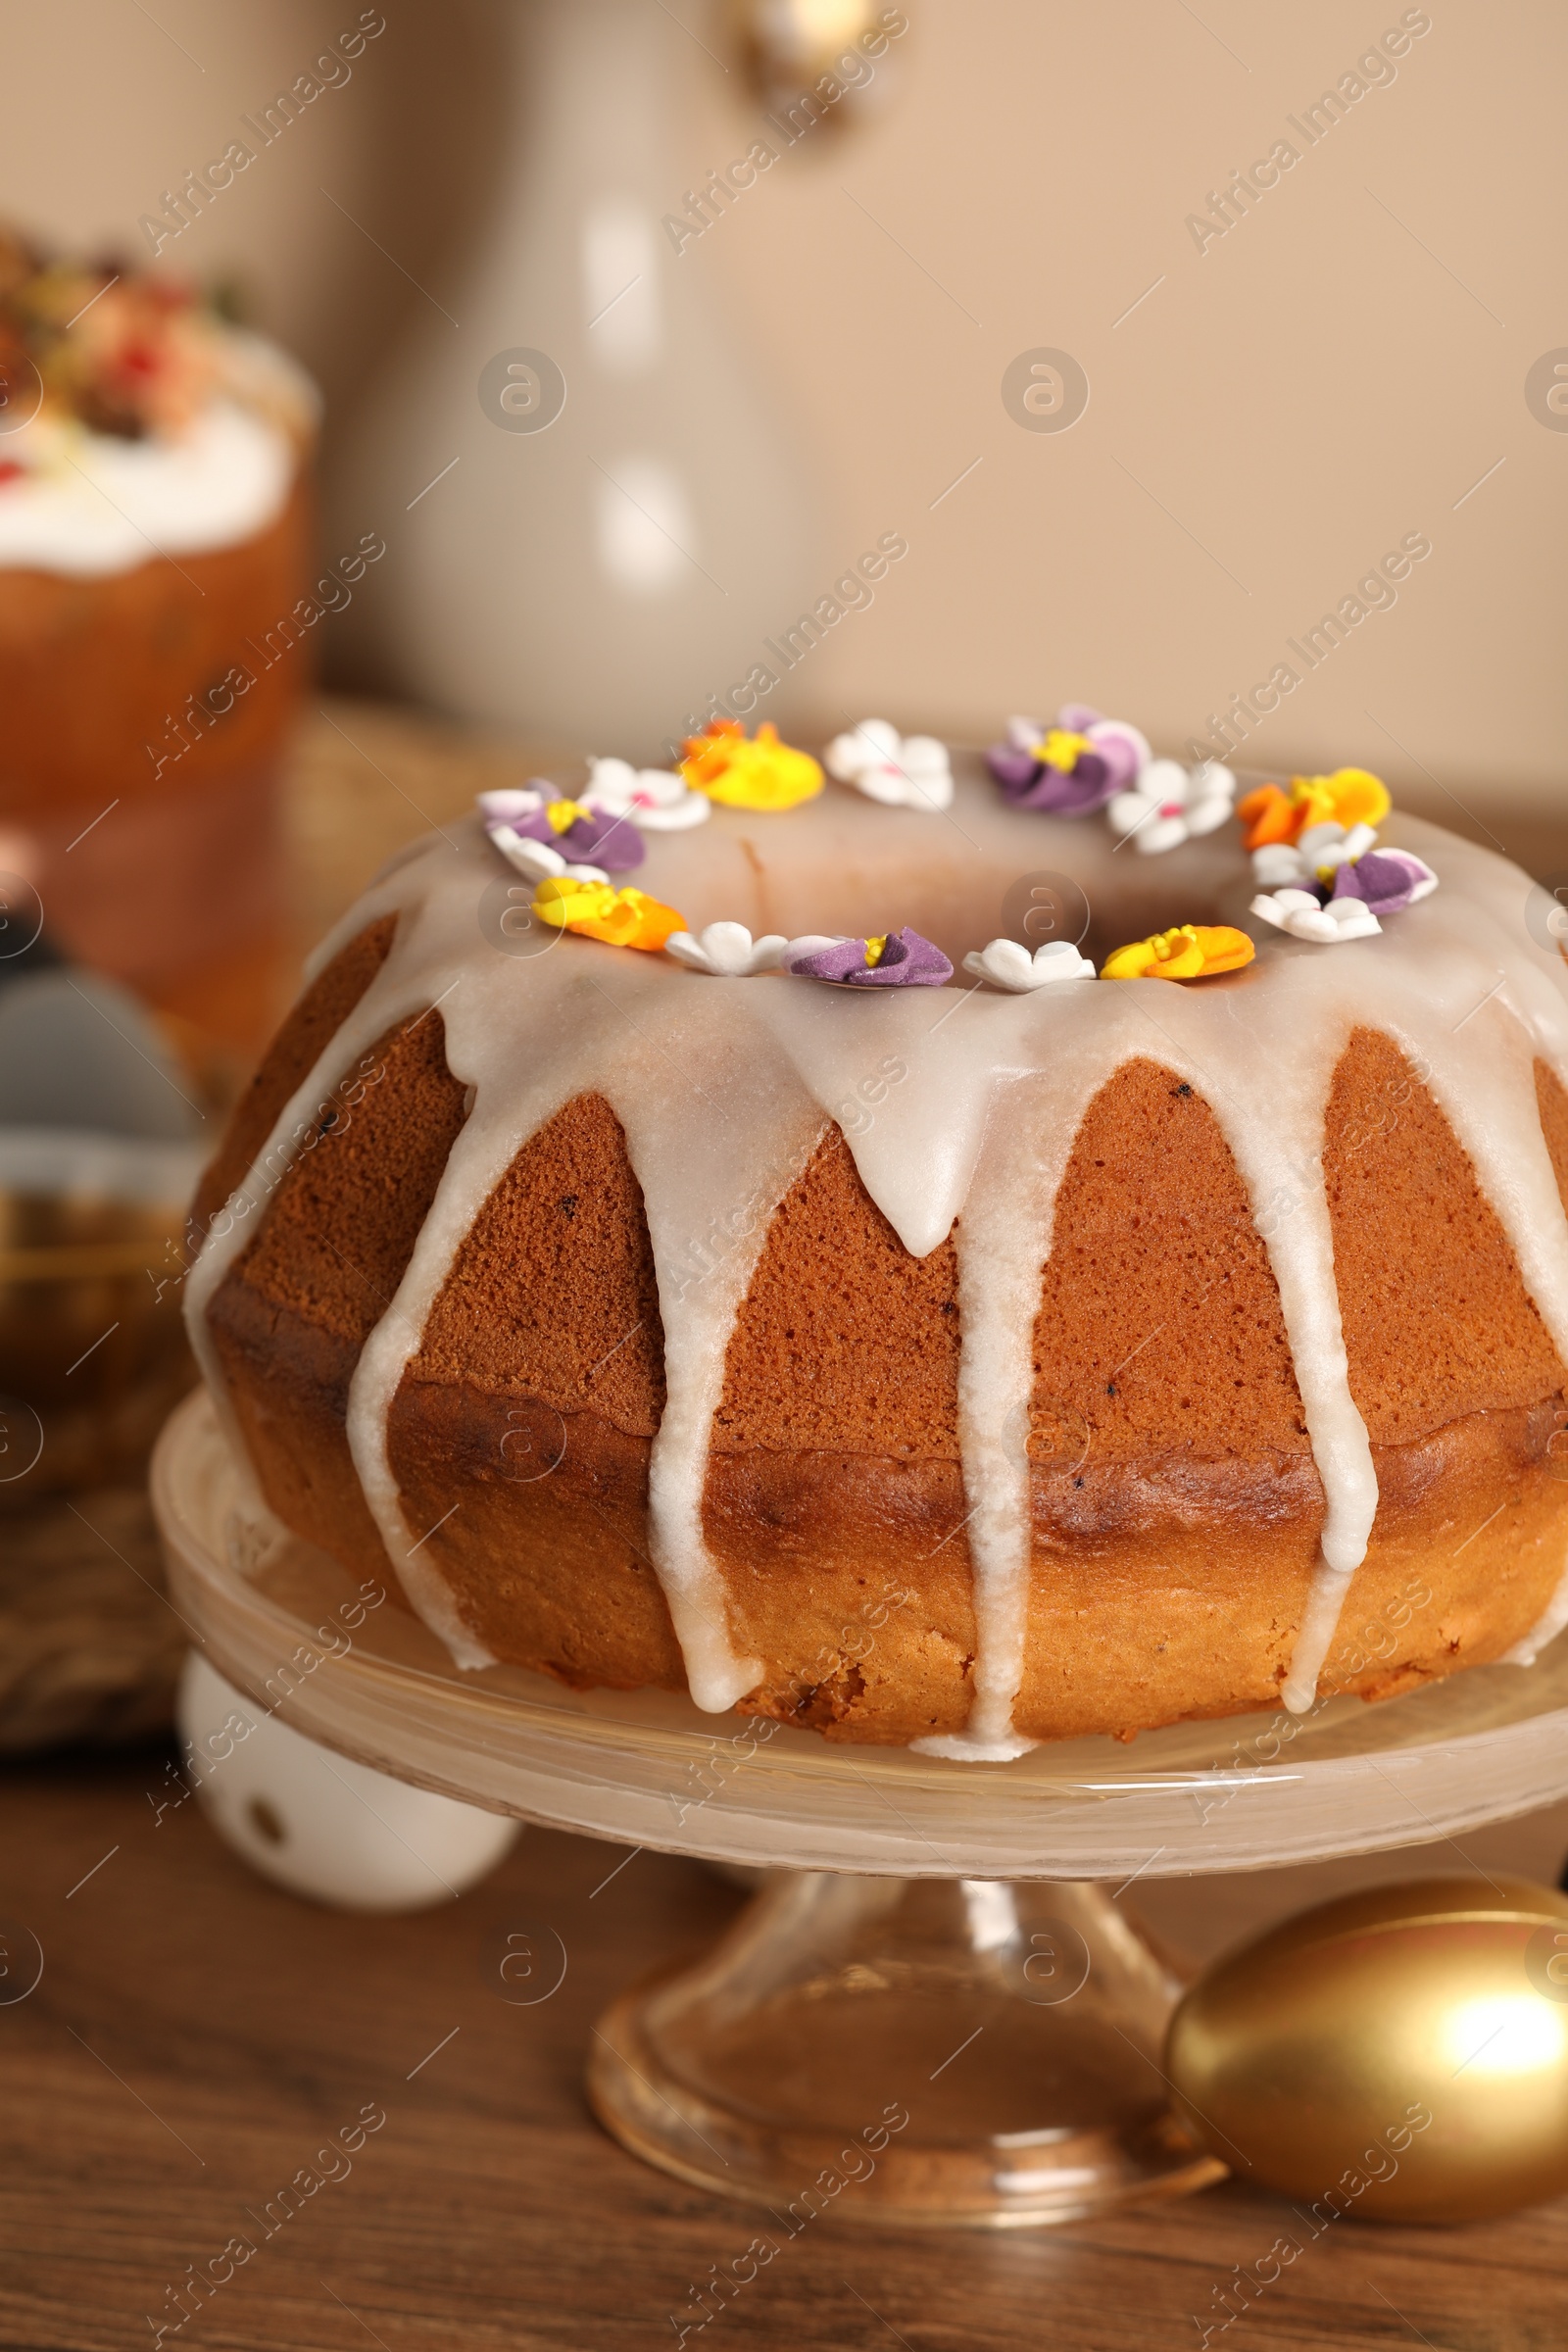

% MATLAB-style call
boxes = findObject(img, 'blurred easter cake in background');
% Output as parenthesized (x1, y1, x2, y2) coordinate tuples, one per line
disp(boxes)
(0, 225, 317, 1057)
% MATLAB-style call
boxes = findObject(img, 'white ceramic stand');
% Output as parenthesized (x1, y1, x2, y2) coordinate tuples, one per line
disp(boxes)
(154, 1390, 1568, 2226)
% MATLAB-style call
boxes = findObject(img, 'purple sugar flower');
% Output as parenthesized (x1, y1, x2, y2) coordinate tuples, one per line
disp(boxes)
(479, 786, 644, 872)
(1332, 848, 1438, 916)
(1006, 751, 1113, 816)
(983, 707, 1151, 817)
(789, 928, 954, 989)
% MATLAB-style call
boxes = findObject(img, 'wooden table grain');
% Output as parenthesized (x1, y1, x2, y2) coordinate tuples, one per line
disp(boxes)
(4, 1753, 1568, 2352)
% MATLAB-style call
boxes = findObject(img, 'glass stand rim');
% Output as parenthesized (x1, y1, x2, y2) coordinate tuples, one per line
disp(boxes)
(153, 1388, 1568, 1881)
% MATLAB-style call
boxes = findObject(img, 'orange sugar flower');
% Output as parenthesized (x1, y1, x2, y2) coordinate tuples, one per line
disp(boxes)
(679, 719, 824, 811)
(1239, 767, 1391, 852)
(532, 877, 686, 952)
(1101, 923, 1254, 982)
(1237, 784, 1297, 850)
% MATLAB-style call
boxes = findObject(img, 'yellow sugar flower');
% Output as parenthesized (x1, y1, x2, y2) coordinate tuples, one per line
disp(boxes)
(1102, 923, 1255, 982)
(1307, 767, 1392, 831)
(680, 719, 824, 811)
(1035, 728, 1094, 772)
(532, 877, 686, 952)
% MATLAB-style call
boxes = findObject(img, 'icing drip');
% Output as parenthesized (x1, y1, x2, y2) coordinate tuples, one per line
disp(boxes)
(915, 1103, 1060, 1762)
(181, 968, 495, 1661)
(1282, 1566, 1356, 1713)
(599, 1029, 820, 1712)
(186, 769, 1568, 1744)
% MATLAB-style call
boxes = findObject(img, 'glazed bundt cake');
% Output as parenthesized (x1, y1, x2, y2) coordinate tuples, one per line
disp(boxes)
(185, 728, 1568, 1754)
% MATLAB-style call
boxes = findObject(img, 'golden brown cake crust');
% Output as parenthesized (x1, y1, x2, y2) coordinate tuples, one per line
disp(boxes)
(711, 1130, 963, 1460)
(193, 914, 398, 1236)
(385, 1091, 683, 1687)
(1326, 1029, 1565, 1443)
(1029, 1056, 1312, 1463)
(199, 996, 1568, 1744)
(1538, 1059, 1568, 1221)
(409, 1091, 666, 1438)
(207, 1005, 467, 1578)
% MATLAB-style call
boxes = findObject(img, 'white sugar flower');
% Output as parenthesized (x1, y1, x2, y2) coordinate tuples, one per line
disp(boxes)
(664, 922, 790, 976)
(1251, 888, 1382, 945)
(1251, 820, 1379, 889)
(781, 934, 847, 963)
(823, 719, 954, 812)
(486, 826, 608, 887)
(1106, 759, 1236, 855)
(962, 938, 1096, 990)
(585, 755, 710, 831)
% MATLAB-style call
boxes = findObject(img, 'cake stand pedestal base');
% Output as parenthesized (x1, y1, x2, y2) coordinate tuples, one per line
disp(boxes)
(587, 1872, 1222, 2228)
(153, 1392, 1568, 2233)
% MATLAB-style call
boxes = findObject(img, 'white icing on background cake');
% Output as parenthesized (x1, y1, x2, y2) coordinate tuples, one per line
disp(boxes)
(0, 402, 293, 575)
(185, 759, 1568, 1752)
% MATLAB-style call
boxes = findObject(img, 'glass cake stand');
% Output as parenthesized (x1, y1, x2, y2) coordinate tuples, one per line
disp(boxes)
(152, 1390, 1568, 2228)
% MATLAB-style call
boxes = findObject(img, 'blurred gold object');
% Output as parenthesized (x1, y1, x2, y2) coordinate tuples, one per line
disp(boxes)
(730, 0, 890, 106)
(1166, 1875, 1568, 2223)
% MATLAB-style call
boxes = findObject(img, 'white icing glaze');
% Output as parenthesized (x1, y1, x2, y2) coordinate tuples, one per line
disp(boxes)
(186, 757, 1568, 1743)
(916, 1090, 1080, 1761)
(0, 397, 294, 576)
(1282, 1566, 1356, 1713)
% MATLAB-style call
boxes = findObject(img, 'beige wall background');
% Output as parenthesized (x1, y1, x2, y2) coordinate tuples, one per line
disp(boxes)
(3, 0, 1564, 808)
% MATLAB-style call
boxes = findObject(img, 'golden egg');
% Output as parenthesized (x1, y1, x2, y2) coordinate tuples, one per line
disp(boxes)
(1165, 1875, 1568, 2223)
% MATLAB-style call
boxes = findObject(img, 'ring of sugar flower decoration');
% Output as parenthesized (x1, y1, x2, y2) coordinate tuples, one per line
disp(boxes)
(474, 724, 1441, 984)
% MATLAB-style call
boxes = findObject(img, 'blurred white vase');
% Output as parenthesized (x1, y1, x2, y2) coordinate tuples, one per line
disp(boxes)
(333, 0, 819, 760)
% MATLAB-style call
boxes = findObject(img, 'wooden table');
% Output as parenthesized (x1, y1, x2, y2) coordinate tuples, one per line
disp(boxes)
(3, 1761, 1567, 2350)
(5, 704, 1568, 2348)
